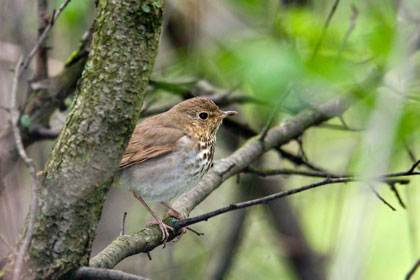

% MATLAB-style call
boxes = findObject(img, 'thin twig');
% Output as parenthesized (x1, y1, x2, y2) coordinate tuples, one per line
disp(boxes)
(173, 177, 350, 229)
(0, 233, 16, 255)
(316, 123, 363, 132)
(388, 183, 406, 209)
(244, 166, 412, 185)
(186, 227, 204, 236)
(311, 0, 341, 61)
(120, 212, 127, 236)
(406, 258, 420, 280)
(35, 0, 50, 79)
(276, 148, 329, 173)
(338, 115, 348, 129)
(259, 89, 291, 141)
(244, 166, 343, 178)
(11, 57, 39, 280)
(337, 4, 359, 58)
(173, 163, 420, 229)
(404, 141, 418, 165)
(245, 166, 411, 193)
(20, 0, 72, 73)
(296, 137, 308, 162)
(223, 117, 330, 172)
(74, 267, 150, 280)
(369, 185, 396, 211)
(407, 159, 420, 174)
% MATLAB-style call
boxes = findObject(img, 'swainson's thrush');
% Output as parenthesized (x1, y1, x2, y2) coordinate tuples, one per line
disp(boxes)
(118, 97, 237, 244)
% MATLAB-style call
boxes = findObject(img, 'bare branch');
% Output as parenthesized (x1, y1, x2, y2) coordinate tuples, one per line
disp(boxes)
(369, 185, 396, 211)
(120, 212, 127, 236)
(244, 166, 343, 178)
(174, 177, 350, 229)
(316, 123, 363, 132)
(311, 0, 340, 60)
(20, 0, 72, 73)
(73, 267, 150, 280)
(35, 0, 49, 79)
(407, 159, 420, 174)
(276, 148, 329, 172)
(388, 183, 406, 209)
(244, 166, 412, 186)
(174, 163, 420, 229)
(223, 118, 332, 172)
(0, 233, 16, 255)
(406, 258, 420, 280)
(259, 89, 290, 141)
(337, 4, 359, 58)
(10, 57, 39, 280)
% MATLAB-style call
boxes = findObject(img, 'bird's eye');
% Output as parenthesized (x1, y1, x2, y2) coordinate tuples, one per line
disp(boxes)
(198, 112, 208, 120)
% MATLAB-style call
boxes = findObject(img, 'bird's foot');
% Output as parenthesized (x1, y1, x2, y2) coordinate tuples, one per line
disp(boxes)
(145, 218, 174, 248)
(161, 202, 185, 220)
(161, 202, 187, 242)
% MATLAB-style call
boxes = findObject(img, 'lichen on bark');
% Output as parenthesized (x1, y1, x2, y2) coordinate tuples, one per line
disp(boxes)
(2, 1, 164, 279)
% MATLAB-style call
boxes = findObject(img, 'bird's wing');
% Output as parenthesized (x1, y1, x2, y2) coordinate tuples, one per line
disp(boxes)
(119, 124, 186, 169)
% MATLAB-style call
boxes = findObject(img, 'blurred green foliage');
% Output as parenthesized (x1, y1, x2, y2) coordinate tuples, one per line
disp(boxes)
(20, 0, 420, 279)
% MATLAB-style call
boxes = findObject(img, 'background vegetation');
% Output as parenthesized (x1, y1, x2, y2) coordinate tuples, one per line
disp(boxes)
(1, 0, 420, 279)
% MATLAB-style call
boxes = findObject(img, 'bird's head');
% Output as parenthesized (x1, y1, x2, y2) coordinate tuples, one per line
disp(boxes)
(168, 97, 237, 140)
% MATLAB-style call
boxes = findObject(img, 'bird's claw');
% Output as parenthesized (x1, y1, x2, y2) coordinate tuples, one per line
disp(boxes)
(145, 220, 175, 248)
(172, 227, 187, 242)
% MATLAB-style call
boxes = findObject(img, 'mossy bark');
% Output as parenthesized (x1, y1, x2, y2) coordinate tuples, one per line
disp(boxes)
(2, 1, 164, 279)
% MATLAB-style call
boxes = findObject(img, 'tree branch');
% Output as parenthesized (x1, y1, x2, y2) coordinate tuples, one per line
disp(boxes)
(174, 162, 419, 229)
(35, 0, 49, 79)
(0, 23, 93, 179)
(406, 258, 420, 280)
(20, 0, 72, 73)
(9, 56, 40, 280)
(73, 267, 150, 280)
(311, 0, 340, 60)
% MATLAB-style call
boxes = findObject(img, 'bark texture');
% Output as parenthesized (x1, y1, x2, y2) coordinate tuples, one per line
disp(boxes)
(1, 0, 164, 279)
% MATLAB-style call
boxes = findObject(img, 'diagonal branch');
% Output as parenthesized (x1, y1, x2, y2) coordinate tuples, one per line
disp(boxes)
(73, 267, 150, 280)
(311, 0, 340, 61)
(406, 258, 420, 280)
(20, 0, 72, 73)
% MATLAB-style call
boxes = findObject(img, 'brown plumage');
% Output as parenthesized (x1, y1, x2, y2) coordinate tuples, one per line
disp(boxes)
(117, 97, 237, 246)
(120, 97, 231, 168)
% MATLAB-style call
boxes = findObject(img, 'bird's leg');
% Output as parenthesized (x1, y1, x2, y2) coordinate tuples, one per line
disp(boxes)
(161, 202, 187, 241)
(161, 202, 185, 220)
(133, 193, 174, 247)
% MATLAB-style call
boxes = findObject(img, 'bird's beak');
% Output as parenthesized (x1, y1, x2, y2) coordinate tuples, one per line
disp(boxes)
(218, 110, 238, 119)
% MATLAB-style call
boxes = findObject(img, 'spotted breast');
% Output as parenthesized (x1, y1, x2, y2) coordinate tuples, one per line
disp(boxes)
(118, 134, 215, 203)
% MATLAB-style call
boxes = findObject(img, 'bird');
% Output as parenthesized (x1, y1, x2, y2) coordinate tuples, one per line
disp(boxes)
(117, 97, 237, 245)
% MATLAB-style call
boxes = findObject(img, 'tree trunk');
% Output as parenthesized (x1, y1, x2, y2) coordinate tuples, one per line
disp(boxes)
(1, 0, 164, 279)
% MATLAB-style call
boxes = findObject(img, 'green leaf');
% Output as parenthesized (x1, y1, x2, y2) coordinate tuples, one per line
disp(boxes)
(141, 3, 151, 13)
(20, 114, 31, 128)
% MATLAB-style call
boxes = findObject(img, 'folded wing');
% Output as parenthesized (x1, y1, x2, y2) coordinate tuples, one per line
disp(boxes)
(120, 123, 186, 169)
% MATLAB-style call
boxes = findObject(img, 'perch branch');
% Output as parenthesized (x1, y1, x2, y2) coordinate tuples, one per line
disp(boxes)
(73, 267, 150, 280)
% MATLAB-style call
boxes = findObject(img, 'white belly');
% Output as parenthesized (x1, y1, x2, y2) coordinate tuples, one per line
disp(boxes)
(117, 136, 212, 202)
